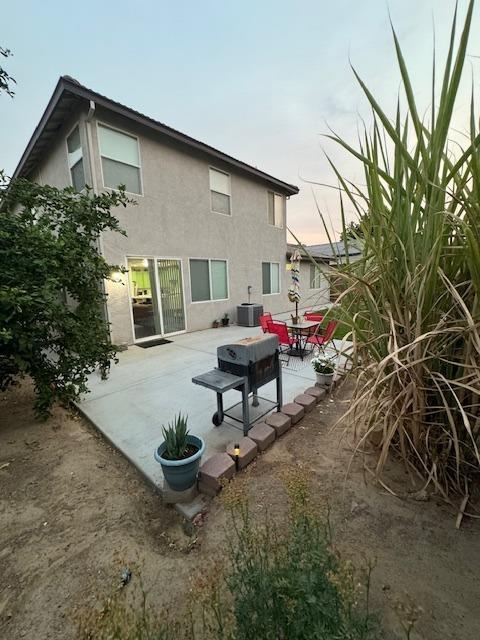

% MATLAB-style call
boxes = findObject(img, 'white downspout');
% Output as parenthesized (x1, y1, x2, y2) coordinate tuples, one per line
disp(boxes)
(85, 100, 112, 335)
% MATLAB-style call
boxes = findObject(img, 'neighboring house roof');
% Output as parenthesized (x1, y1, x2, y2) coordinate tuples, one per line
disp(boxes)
(286, 241, 362, 262)
(286, 243, 329, 263)
(306, 241, 362, 260)
(12, 75, 299, 195)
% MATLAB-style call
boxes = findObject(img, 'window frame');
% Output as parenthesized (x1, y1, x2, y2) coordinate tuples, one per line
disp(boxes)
(189, 257, 229, 303)
(309, 263, 322, 289)
(124, 254, 188, 340)
(65, 122, 86, 192)
(209, 166, 232, 216)
(262, 261, 281, 296)
(267, 190, 284, 228)
(96, 121, 143, 196)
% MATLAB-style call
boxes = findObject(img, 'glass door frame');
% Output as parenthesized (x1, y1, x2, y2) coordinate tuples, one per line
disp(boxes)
(125, 254, 187, 343)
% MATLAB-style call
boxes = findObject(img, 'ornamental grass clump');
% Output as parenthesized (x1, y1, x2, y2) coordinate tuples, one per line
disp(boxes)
(310, 0, 480, 504)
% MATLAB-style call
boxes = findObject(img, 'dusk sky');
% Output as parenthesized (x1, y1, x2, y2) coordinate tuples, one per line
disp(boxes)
(1, 1, 478, 244)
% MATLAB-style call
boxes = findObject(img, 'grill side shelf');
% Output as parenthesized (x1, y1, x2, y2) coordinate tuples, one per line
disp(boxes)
(192, 369, 246, 393)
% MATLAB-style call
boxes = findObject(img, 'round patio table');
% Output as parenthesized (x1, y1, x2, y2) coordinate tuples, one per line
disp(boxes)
(285, 320, 320, 360)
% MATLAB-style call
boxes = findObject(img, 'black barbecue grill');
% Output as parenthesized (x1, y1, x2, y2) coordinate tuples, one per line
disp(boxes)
(192, 334, 282, 435)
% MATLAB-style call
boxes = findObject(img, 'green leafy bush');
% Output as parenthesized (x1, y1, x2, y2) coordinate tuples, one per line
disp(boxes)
(0, 180, 131, 417)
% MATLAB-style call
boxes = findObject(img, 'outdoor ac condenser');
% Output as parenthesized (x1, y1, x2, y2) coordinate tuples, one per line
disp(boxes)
(236, 303, 263, 327)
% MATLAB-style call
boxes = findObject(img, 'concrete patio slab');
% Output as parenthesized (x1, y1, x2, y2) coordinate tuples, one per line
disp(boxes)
(77, 323, 351, 490)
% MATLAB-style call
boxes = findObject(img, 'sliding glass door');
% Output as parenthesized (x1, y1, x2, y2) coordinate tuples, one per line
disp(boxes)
(157, 259, 186, 334)
(127, 257, 185, 342)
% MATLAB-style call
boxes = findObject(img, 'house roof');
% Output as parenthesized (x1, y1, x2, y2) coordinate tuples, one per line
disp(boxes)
(286, 241, 362, 262)
(12, 75, 299, 195)
(307, 241, 362, 259)
(286, 243, 329, 262)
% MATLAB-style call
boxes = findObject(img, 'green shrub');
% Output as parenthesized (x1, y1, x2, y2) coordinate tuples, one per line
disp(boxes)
(76, 472, 383, 640)
(221, 471, 379, 640)
(0, 180, 131, 417)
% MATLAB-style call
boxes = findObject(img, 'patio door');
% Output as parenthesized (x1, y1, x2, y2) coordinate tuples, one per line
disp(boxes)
(157, 259, 185, 334)
(127, 256, 185, 342)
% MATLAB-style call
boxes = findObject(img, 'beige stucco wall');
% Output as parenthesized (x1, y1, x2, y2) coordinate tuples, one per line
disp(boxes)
(33, 106, 92, 189)
(28, 105, 315, 345)
(86, 107, 297, 344)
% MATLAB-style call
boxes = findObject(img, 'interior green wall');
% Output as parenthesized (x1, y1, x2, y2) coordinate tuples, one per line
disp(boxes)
(129, 267, 151, 296)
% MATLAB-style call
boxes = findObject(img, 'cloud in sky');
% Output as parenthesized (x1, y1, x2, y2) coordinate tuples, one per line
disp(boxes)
(1, 0, 478, 244)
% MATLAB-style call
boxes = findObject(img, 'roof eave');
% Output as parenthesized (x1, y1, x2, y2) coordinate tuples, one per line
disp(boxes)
(12, 77, 67, 180)
(13, 76, 300, 196)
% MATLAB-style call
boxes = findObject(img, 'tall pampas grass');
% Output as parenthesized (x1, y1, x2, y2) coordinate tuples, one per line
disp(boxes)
(298, 0, 480, 507)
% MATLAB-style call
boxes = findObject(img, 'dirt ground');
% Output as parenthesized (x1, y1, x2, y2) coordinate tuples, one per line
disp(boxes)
(1, 380, 479, 640)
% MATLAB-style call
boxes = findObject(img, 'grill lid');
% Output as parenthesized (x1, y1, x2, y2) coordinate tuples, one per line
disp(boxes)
(217, 334, 278, 366)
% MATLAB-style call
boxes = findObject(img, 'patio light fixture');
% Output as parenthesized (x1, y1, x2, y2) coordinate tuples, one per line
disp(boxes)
(111, 271, 123, 283)
(234, 443, 240, 470)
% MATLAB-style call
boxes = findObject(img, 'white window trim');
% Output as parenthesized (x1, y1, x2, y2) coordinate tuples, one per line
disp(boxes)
(209, 166, 232, 216)
(189, 257, 230, 303)
(96, 121, 144, 197)
(310, 264, 322, 289)
(65, 122, 86, 191)
(262, 261, 281, 296)
(267, 190, 284, 229)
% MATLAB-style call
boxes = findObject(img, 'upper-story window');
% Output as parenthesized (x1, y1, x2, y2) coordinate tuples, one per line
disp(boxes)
(267, 191, 284, 228)
(66, 126, 86, 192)
(98, 124, 142, 195)
(209, 167, 231, 215)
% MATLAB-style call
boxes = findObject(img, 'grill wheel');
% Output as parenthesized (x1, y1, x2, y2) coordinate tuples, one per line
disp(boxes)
(212, 412, 222, 427)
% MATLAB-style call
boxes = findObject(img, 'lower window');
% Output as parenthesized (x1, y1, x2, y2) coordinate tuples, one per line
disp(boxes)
(262, 262, 280, 295)
(190, 259, 228, 302)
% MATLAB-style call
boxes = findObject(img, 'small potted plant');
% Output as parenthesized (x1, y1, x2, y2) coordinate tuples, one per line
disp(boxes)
(212, 319, 220, 328)
(311, 354, 336, 387)
(154, 414, 205, 491)
(221, 312, 230, 327)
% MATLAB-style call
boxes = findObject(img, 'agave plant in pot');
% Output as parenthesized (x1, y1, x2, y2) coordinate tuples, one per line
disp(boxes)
(311, 354, 336, 388)
(154, 414, 205, 491)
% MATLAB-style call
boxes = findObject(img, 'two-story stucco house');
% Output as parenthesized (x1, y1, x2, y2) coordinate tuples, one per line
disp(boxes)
(13, 76, 302, 346)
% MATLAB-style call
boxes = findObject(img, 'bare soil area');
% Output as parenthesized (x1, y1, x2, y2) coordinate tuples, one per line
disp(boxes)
(1, 380, 479, 640)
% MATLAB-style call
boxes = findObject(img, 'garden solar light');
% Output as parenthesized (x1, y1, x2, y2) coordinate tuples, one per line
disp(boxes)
(234, 443, 240, 470)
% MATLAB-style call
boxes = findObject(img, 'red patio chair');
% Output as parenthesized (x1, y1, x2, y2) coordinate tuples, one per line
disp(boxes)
(306, 320, 338, 355)
(304, 312, 324, 323)
(259, 312, 272, 333)
(267, 320, 295, 365)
